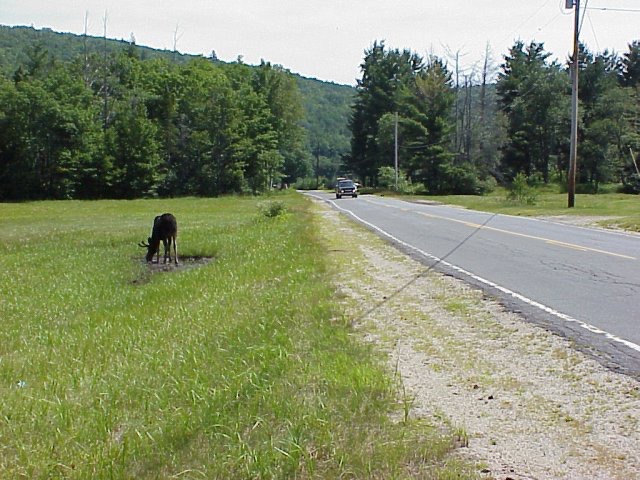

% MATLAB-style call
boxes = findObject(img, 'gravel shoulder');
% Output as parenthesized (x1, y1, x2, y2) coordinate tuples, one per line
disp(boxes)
(313, 200, 640, 480)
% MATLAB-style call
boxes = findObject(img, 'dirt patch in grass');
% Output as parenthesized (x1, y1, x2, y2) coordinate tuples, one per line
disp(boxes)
(131, 255, 214, 284)
(313, 200, 640, 480)
(147, 255, 214, 271)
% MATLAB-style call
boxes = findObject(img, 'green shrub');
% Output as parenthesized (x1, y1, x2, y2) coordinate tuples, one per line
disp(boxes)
(435, 163, 485, 195)
(620, 175, 640, 194)
(478, 176, 498, 194)
(506, 172, 538, 205)
(258, 200, 287, 217)
(377, 166, 422, 194)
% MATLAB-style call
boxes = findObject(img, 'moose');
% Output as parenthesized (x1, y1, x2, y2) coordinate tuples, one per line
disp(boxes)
(138, 213, 178, 264)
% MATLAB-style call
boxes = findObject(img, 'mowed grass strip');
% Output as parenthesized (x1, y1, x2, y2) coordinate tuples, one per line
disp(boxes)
(417, 188, 640, 232)
(0, 194, 468, 479)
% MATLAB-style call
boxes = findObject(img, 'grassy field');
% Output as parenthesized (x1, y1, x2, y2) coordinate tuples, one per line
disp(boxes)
(0, 194, 472, 479)
(414, 188, 640, 232)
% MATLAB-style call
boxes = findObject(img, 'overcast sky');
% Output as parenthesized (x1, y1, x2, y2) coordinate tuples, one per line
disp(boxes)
(3, 0, 640, 85)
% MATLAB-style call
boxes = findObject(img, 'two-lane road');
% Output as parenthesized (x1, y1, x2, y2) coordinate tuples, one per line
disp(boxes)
(308, 191, 640, 376)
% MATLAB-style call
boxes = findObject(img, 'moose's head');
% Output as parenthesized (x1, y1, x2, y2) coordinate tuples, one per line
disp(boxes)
(138, 237, 159, 262)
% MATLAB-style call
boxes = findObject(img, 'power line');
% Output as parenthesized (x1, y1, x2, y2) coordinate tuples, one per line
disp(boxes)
(586, 6, 640, 12)
(350, 210, 500, 327)
(498, 0, 554, 49)
(535, 11, 564, 35)
(586, 11, 601, 51)
(579, 0, 590, 34)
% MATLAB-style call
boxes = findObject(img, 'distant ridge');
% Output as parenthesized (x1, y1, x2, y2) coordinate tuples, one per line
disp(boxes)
(0, 24, 354, 169)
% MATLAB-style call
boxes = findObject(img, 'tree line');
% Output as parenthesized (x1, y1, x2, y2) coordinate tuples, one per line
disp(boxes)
(2, 26, 638, 200)
(0, 35, 313, 200)
(346, 40, 640, 194)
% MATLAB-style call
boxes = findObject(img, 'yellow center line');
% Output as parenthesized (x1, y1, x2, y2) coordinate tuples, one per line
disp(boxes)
(414, 211, 636, 260)
(546, 240, 588, 252)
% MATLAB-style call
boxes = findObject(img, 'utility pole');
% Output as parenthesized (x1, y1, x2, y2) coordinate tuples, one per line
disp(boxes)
(314, 139, 320, 190)
(394, 111, 399, 191)
(567, 0, 580, 208)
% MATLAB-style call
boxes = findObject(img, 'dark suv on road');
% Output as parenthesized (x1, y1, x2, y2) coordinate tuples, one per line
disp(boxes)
(335, 179, 358, 199)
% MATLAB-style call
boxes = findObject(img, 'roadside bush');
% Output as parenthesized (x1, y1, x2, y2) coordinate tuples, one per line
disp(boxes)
(377, 166, 422, 194)
(619, 174, 640, 194)
(596, 183, 623, 194)
(258, 200, 288, 218)
(526, 172, 545, 189)
(477, 176, 498, 194)
(506, 172, 538, 205)
(436, 163, 484, 195)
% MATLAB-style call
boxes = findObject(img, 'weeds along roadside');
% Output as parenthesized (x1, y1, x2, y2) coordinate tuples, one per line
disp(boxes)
(0, 193, 475, 479)
(415, 188, 640, 232)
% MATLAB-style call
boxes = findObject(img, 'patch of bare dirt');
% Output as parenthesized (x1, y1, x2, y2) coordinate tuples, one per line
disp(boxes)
(131, 256, 214, 284)
(147, 255, 213, 271)
(314, 201, 640, 480)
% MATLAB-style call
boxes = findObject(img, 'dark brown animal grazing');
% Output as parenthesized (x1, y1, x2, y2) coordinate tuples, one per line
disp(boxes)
(138, 213, 178, 264)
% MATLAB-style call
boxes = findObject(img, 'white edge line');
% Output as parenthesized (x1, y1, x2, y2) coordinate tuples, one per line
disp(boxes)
(311, 193, 640, 354)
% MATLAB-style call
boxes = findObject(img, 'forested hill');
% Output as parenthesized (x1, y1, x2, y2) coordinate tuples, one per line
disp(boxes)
(0, 24, 353, 199)
(296, 76, 353, 177)
(0, 25, 197, 68)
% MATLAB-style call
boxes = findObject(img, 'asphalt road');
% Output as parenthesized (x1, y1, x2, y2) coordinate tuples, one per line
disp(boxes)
(307, 191, 640, 377)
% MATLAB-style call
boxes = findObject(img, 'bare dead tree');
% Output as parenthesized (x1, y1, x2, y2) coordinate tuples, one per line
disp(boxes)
(82, 11, 91, 87)
(477, 43, 500, 170)
(101, 11, 109, 130)
(443, 46, 469, 158)
(479, 43, 497, 129)
(463, 74, 473, 161)
(173, 23, 183, 62)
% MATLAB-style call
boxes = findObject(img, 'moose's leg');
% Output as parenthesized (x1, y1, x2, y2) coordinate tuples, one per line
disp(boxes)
(163, 239, 170, 264)
(173, 237, 179, 265)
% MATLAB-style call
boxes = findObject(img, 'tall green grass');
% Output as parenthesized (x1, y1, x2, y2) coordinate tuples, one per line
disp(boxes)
(0, 194, 471, 478)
